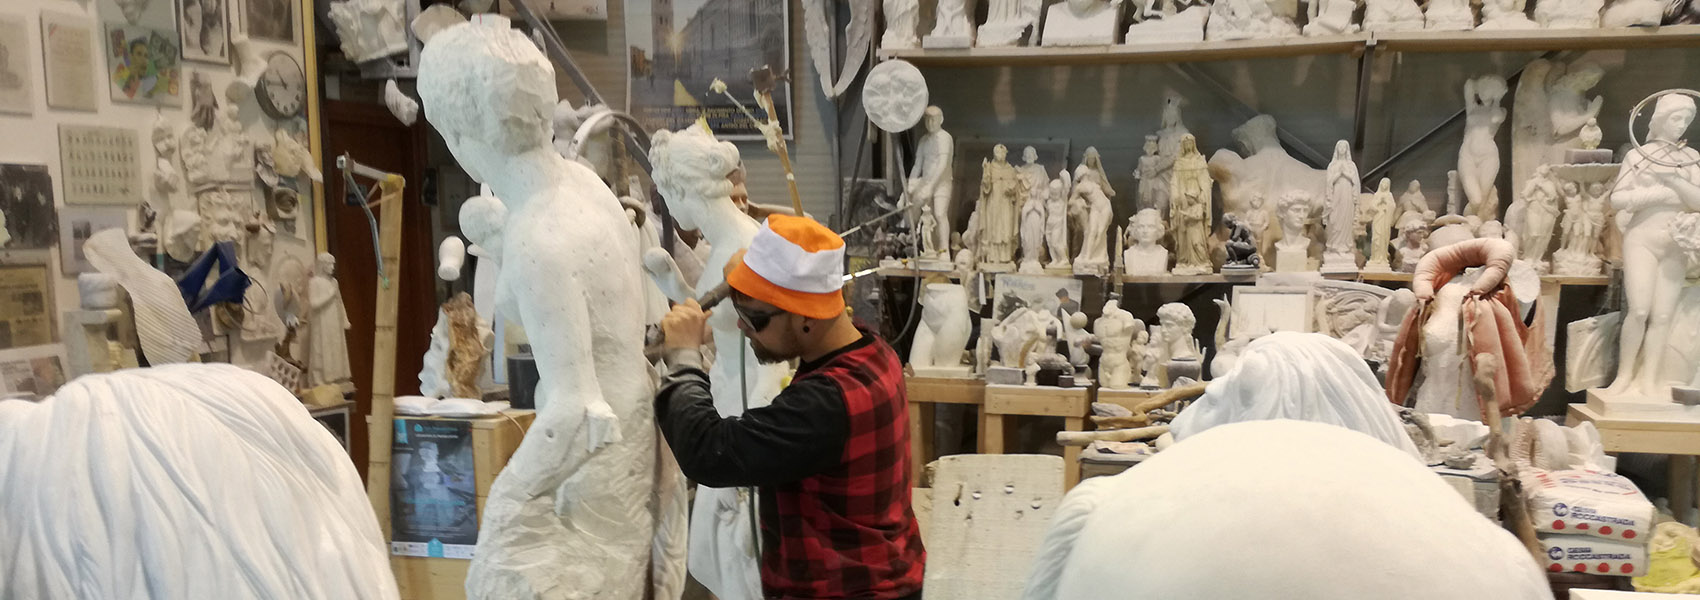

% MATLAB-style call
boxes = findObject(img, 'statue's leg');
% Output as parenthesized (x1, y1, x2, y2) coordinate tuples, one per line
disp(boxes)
(1633, 252, 1688, 392)
(1606, 237, 1657, 394)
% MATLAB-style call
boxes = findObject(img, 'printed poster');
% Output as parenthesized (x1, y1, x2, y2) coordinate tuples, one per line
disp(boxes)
(0, 344, 67, 398)
(104, 24, 182, 107)
(624, 0, 791, 140)
(390, 418, 478, 559)
(0, 13, 35, 116)
(41, 11, 98, 112)
(179, 0, 231, 65)
(0, 265, 54, 350)
(0, 164, 59, 257)
(59, 124, 142, 206)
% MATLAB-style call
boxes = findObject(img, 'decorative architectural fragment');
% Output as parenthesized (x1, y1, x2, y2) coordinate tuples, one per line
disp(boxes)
(980, 0, 1043, 45)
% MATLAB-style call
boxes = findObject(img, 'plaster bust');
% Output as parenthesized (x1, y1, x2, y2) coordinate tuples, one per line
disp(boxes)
(1123, 208, 1170, 276)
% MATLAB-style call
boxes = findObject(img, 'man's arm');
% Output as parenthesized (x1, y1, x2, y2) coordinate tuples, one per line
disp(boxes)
(654, 357, 848, 488)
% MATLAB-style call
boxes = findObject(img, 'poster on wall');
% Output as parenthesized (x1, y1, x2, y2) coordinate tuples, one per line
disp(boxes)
(179, 0, 231, 65)
(59, 124, 142, 206)
(58, 208, 128, 275)
(244, 0, 298, 45)
(0, 14, 36, 116)
(0, 165, 58, 259)
(624, 0, 791, 140)
(0, 344, 68, 398)
(104, 24, 183, 107)
(0, 265, 55, 350)
(390, 418, 478, 559)
(992, 273, 1084, 322)
(41, 12, 99, 112)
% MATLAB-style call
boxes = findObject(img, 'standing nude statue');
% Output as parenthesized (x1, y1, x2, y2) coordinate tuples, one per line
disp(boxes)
(1460, 75, 1509, 221)
(908, 106, 954, 261)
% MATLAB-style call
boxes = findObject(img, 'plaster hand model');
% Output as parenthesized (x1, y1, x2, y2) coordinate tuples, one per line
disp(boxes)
(273, 128, 324, 183)
(414, 15, 687, 600)
(328, 0, 410, 63)
(1363, 0, 1427, 30)
(1018, 147, 1052, 272)
(1533, 0, 1604, 26)
(912, 283, 974, 376)
(1512, 60, 1604, 203)
(1208, 114, 1327, 225)
(977, 144, 1026, 267)
(0, 365, 401, 600)
(1394, 215, 1432, 272)
(1424, 0, 1477, 28)
(1134, 135, 1174, 216)
(1170, 135, 1214, 275)
(306, 253, 353, 388)
(1516, 165, 1562, 269)
(1072, 148, 1116, 274)
(1603, 0, 1666, 26)
(882, 0, 921, 49)
(1275, 190, 1317, 272)
(1207, 0, 1300, 39)
(1477, 0, 1539, 29)
(1460, 76, 1509, 222)
(924, 0, 977, 47)
(1123, 208, 1171, 275)
(1043, 0, 1127, 46)
(908, 106, 955, 261)
(1359, 178, 1397, 271)
(1045, 170, 1073, 269)
(1322, 140, 1362, 272)
(1553, 179, 1606, 276)
(1304, 0, 1362, 34)
(981, 0, 1044, 45)
(647, 126, 788, 600)
(1602, 93, 1700, 399)
(1095, 299, 1143, 389)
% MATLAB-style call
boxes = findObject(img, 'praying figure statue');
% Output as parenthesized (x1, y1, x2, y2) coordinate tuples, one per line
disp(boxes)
(1170, 134, 1214, 275)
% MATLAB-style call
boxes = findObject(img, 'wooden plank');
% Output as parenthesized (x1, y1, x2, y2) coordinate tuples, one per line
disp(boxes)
(910, 401, 937, 484)
(1115, 274, 1230, 284)
(981, 414, 1006, 454)
(922, 455, 1065, 600)
(1094, 388, 1166, 414)
(1375, 25, 1700, 53)
(984, 385, 1091, 417)
(907, 376, 987, 405)
(1542, 275, 1610, 286)
(365, 175, 407, 539)
(1358, 272, 1414, 283)
(1063, 417, 1083, 491)
(881, 33, 1367, 67)
(1567, 404, 1700, 455)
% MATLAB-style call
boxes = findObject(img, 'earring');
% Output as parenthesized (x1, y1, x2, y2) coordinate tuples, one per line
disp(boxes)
(803, 324, 811, 333)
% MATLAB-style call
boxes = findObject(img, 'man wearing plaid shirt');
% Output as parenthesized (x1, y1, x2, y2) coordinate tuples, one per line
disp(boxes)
(657, 215, 925, 600)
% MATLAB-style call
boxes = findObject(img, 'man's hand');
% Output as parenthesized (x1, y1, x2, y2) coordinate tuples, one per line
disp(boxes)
(661, 298, 712, 351)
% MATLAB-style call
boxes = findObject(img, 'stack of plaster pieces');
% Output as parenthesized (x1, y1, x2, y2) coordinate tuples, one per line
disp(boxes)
(1505, 417, 1656, 577)
(395, 394, 510, 417)
(0, 364, 400, 599)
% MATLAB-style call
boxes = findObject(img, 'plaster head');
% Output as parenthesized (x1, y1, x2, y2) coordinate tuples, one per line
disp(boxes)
(648, 126, 741, 231)
(1083, 147, 1102, 168)
(315, 253, 336, 275)
(1561, 181, 1580, 197)
(993, 144, 1009, 162)
(1586, 181, 1608, 197)
(1103, 298, 1120, 313)
(1333, 140, 1352, 161)
(1650, 93, 1697, 142)
(1022, 146, 1038, 164)
(1179, 134, 1198, 155)
(1143, 135, 1158, 155)
(1378, 178, 1392, 193)
(1277, 191, 1312, 227)
(1069, 312, 1088, 329)
(1158, 302, 1196, 333)
(1406, 180, 1421, 193)
(923, 106, 943, 132)
(416, 15, 557, 185)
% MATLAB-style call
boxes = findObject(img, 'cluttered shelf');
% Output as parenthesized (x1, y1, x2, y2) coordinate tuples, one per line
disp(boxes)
(1373, 24, 1700, 53)
(877, 269, 1611, 286)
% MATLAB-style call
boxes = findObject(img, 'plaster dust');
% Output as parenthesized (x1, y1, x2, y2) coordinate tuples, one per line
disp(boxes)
(1022, 420, 1553, 600)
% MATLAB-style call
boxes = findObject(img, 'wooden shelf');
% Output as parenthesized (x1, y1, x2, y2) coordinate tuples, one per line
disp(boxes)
(878, 34, 1368, 67)
(1542, 274, 1610, 286)
(1373, 25, 1700, 53)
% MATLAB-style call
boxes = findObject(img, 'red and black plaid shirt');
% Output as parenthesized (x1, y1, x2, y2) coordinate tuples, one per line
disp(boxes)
(656, 330, 926, 599)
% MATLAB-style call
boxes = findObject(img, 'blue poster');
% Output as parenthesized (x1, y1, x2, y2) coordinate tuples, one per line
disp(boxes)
(389, 419, 478, 559)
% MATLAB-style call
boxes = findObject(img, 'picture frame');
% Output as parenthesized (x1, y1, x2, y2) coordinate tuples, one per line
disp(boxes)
(244, 0, 298, 45)
(179, 0, 232, 65)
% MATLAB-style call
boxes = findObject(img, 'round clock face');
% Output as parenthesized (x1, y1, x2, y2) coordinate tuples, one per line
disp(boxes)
(258, 52, 306, 120)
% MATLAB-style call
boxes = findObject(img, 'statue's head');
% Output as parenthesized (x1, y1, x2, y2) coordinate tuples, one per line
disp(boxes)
(1157, 302, 1195, 335)
(1179, 134, 1198, 155)
(993, 144, 1009, 162)
(1407, 180, 1421, 193)
(1131, 208, 1164, 244)
(1378, 178, 1391, 193)
(1277, 191, 1311, 229)
(1649, 92, 1697, 142)
(649, 125, 741, 231)
(1023, 146, 1038, 164)
(1333, 139, 1352, 161)
(1143, 135, 1158, 154)
(315, 252, 336, 276)
(1083, 146, 1102, 168)
(416, 16, 556, 185)
(923, 105, 943, 132)
(1587, 181, 1608, 197)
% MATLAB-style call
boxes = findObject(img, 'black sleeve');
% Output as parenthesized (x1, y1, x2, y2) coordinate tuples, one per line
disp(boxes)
(654, 359, 849, 488)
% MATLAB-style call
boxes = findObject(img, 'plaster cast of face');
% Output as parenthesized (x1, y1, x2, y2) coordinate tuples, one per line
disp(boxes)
(327, 0, 410, 63)
(912, 283, 973, 373)
(1156, 302, 1200, 363)
(415, 16, 688, 600)
(909, 106, 954, 260)
(1169, 135, 1214, 275)
(1395, 220, 1431, 273)
(1359, 178, 1397, 271)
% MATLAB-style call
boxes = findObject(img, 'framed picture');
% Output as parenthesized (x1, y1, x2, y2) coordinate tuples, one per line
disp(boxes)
(40, 11, 98, 112)
(992, 273, 1083, 323)
(0, 13, 35, 116)
(0, 164, 59, 259)
(59, 124, 143, 206)
(0, 344, 68, 398)
(244, 0, 298, 45)
(624, 0, 791, 141)
(104, 24, 183, 107)
(57, 207, 128, 275)
(1227, 286, 1312, 340)
(179, 0, 231, 65)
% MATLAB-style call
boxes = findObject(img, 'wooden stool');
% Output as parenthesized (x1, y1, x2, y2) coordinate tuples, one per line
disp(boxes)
(905, 376, 986, 485)
(983, 384, 1092, 490)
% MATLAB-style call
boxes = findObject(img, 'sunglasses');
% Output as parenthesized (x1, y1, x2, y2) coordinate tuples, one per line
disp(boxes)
(731, 301, 785, 332)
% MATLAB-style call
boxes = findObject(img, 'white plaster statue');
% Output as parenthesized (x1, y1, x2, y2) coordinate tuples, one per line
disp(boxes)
(1275, 190, 1317, 272)
(1072, 148, 1115, 274)
(882, 0, 921, 49)
(909, 106, 954, 260)
(1124, 4, 1209, 43)
(1155, 92, 1193, 164)
(1095, 299, 1143, 389)
(1018, 147, 1052, 273)
(1424, 0, 1476, 28)
(911, 283, 974, 376)
(1460, 76, 1509, 222)
(1534, 0, 1604, 26)
(1395, 215, 1431, 273)
(920, 203, 942, 258)
(1602, 0, 1666, 26)
(1363, 0, 1427, 30)
(1602, 93, 1700, 399)
(414, 16, 687, 600)
(1045, 171, 1073, 269)
(1171, 134, 1214, 275)
(977, 144, 1026, 267)
(981, 0, 1044, 45)
(1061, 312, 1092, 367)
(924, 0, 977, 47)
(1305, 0, 1362, 35)
(1360, 178, 1397, 271)
(1553, 179, 1606, 276)
(307, 253, 352, 388)
(327, 0, 410, 63)
(0, 364, 401, 600)
(1207, 0, 1300, 39)
(383, 79, 419, 125)
(1135, 135, 1173, 216)
(1477, 0, 1539, 28)
(1322, 140, 1362, 272)
(552, 100, 617, 184)
(1208, 115, 1327, 224)
(1512, 60, 1604, 206)
(1517, 165, 1562, 269)
(1397, 180, 1435, 226)
(645, 126, 789, 600)
(1123, 208, 1171, 275)
(991, 306, 1062, 368)
(1156, 302, 1202, 364)
(1042, 0, 1127, 46)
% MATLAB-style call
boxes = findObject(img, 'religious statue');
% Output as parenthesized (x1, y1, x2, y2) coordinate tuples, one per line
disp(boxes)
(1275, 190, 1316, 272)
(909, 106, 954, 260)
(1095, 298, 1143, 389)
(1120, 208, 1168, 276)
(1553, 179, 1606, 276)
(1020, 181, 1049, 273)
(1460, 76, 1509, 221)
(1045, 170, 1072, 269)
(1359, 178, 1397, 271)
(1222, 212, 1262, 271)
(1602, 92, 1700, 398)
(1072, 148, 1115, 274)
(1170, 134, 1214, 275)
(307, 253, 351, 388)
(1322, 140, 1362, 272)
(1398, 180, 1435, 225)
(976, 144, 1026, 267)
(881, 0, 921, 49)
(1135, 135, 1172, 216)
(1517, 165, 1562, 270)
(980, 0, 1043, 46)
(924, 0, 976, 46)
(1394, 214, 1431, 273)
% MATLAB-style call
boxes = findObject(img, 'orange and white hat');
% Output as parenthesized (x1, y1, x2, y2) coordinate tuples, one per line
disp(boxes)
(726, 214, 846, 320)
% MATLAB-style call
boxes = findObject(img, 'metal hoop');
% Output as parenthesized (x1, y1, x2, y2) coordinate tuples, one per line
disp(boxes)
(1625, 88, 1700, 170)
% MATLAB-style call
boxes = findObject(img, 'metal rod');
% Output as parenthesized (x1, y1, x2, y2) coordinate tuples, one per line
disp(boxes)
(1351, 40, 1377, 163)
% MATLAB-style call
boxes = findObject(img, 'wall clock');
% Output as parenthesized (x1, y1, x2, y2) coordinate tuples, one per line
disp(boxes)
(257, 52, 305, 120)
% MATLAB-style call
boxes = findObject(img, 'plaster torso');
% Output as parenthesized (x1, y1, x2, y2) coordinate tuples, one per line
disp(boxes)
(912, 283, 973, 368)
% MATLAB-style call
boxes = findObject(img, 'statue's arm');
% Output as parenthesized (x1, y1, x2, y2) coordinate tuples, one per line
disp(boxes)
(642, 247, 696, 304)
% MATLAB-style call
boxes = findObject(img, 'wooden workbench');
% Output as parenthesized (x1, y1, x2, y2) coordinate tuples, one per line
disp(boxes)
(983, 384, 1092, 490)
(905, 376, 986, 484)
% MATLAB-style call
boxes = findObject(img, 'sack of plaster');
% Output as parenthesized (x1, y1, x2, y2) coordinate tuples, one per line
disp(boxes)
(1523, 469, 1654, 544)
(1539, 532, 1648, 577)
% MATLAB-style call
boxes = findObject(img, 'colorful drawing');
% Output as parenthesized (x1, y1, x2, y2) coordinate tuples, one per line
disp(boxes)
(105, 24, 181, 106)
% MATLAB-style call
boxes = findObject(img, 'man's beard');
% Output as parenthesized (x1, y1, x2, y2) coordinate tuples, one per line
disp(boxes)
(749, 338, 790, 365)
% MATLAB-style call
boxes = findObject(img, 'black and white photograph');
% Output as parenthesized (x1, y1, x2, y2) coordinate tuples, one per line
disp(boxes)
(179, 0, 230, 65)
(992, 273, 1084, 322)
(624, 0, 790, 140)
(389, 419, 478, 559)
(0, 13, 35, 116)
(57, 208, 127, 275)
(245, 0, 296, 44)
(0, 164, 59, 255)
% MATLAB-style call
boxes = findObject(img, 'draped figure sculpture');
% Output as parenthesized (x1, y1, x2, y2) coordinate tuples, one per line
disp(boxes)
(1170, 135, 1213, 275)
(977, 144, 1026, 266)
(1322, 140, 1362, 272)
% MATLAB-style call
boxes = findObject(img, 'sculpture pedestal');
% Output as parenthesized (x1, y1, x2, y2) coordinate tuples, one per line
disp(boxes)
(1586, 389, 1700, 423)
(1041, 1, 1125, 46)
(913, 365, 975, 379)
(1276, 246, 1311, 273)
(923, 32, 974, 48)
(1566, 149, 1615, 164)
(1221, 265, 1258, 280)
(1321, 252, 1358, 274)
(979, 262, 1016, 274)
(1362, 260, 1392, 273)
(917, 258, 956, 271)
